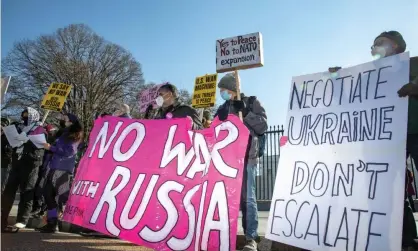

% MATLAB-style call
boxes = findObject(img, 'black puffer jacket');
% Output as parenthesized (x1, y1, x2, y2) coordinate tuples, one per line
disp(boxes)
(154, 100, 203, 130)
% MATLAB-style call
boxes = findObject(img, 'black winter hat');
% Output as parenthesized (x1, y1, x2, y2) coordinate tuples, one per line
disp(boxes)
(217, 73, 237, 92)
(375, 31, 406, 53)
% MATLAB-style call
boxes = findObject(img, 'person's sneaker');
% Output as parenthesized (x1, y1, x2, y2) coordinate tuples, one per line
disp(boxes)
(13, 223, 26, 229)
(243, 239, 257, 251)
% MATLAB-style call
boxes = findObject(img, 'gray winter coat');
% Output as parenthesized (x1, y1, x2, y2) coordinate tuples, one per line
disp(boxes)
(215, 94, 268, 164)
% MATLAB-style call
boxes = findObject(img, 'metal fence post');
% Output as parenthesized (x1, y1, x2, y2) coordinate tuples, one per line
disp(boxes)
(256, 125, 284, 211)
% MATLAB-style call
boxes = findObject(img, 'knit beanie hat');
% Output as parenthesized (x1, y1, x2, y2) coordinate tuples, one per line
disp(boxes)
(45, 124, 57, 133)
(217, 73, 237, 92)
(375, 31, 406, 53)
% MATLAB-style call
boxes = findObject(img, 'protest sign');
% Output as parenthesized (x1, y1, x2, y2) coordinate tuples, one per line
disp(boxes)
(138, 84, 163, 113)
(216, 32, 264, 73)
(41, 83, 72, 112)
(63, 115, 249, 251)
(192, 74, 217, 108)
(266, 53, 410, 251)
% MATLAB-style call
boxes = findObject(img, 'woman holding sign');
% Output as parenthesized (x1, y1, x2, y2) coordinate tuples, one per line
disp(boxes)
(35, 114, 83, 233)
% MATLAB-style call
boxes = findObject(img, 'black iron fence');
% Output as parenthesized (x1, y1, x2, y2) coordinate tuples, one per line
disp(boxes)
(256, 125, 284, 211)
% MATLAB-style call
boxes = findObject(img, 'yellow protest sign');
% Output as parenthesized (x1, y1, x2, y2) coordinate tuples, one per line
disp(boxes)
(192, 74, 217, 108)
(41, 83, 72, 112)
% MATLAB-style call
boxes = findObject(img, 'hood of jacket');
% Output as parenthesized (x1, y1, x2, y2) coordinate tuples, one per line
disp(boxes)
(27, 107, 40, 125)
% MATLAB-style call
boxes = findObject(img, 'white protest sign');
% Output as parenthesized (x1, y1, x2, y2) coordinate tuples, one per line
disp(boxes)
(2, 125, 21, 148)
(216, 32, 264, 73)
(266, 52, 410, 251)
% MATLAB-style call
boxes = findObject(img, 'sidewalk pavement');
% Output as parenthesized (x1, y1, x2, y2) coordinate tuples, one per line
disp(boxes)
(7, 203, 300, 251)
(1, 229, 154, 251)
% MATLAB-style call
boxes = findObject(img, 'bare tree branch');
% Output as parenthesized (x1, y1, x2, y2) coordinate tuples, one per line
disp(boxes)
(1, 24, 145, 133)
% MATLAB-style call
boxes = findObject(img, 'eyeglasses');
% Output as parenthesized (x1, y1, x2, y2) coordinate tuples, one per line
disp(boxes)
(371, 39, 392, 50)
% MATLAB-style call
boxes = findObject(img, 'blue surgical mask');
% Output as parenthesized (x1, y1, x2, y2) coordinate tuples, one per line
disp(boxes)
(220, 90, 232, 101)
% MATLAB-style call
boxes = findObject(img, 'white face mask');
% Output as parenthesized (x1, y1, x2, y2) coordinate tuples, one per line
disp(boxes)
(372, 43, 395, 59)
(155, 96, 164, 107)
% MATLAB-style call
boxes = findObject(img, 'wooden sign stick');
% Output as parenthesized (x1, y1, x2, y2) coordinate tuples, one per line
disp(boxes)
(234, 70, 243, 121)
(41, 110, 50, 125)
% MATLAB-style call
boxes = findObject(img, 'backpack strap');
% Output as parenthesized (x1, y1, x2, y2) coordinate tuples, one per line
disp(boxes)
(247, 96, 257, 112)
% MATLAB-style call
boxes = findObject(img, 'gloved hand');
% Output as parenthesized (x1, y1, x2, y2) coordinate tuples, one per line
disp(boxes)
(398, 82, 418, 97)
(217, 109, 228, 121)
(15, 132, 29, 143)
(232, 100, 248, 117)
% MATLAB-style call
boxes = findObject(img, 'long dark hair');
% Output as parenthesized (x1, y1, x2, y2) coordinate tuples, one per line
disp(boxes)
(65, 120, 83, 143)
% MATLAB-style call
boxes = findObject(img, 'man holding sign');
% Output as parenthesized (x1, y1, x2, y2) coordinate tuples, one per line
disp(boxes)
(329, 31, 418, 249)
(154, 83, 203, 130)
(215, 73, 268, 251)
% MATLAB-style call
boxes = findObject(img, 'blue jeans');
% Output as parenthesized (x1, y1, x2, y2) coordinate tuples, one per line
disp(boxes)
(240, 162, 258, 240)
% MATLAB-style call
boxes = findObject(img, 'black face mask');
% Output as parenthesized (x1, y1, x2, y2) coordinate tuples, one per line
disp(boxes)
(59, 120, 66, 128)
(22, 117, 29, 126)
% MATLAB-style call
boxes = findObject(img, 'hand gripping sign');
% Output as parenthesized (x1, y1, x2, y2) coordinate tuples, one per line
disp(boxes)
(63, 115, 249, 251)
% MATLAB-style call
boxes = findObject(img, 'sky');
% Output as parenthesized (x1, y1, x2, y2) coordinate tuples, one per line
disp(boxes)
(1, 0, 417, 126)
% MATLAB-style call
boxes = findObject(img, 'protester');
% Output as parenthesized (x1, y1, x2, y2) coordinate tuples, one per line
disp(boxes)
(1, 117, 12, 193)
(202, 110, 212, 128)
(330, 30, 418, 249)
(113, 104, 131, 118)
(154, 83, 203, 130)
(1, 107, 46, 233)
(215, 73, 268, 251)
(31, 124, 58, 218)
(35, 113, 83, 233)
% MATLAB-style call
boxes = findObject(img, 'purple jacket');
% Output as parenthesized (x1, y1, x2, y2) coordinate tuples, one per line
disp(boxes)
(48, 134, 80, 173)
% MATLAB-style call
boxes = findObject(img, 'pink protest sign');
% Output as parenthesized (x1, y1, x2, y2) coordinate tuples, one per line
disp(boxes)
(63, 115, 249, 251)
(138, 84, 163, 113)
